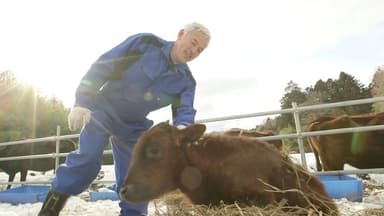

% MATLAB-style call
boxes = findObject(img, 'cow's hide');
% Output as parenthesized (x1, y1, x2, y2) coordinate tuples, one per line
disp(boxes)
(224, 128, 282, 150)
(307, 112, 384, 171)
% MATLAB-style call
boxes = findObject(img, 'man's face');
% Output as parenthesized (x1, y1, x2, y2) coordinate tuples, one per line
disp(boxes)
(173, 30, 209, 64)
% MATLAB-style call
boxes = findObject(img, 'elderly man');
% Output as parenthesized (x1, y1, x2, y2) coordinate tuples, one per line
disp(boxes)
(38, 22, 211, 216)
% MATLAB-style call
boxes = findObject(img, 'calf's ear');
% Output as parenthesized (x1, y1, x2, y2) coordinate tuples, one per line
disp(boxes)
(179, 124, 206, 143)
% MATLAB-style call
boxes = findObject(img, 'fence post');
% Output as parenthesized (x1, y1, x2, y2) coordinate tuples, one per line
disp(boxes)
(292, 102, 308, 169)
(55, 125, 61, 173)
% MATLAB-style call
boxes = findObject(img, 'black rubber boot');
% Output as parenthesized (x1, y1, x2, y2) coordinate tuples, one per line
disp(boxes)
(38, 188, 69, 216)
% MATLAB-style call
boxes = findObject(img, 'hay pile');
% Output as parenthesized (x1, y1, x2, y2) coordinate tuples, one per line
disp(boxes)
(148, 190, 383, 216)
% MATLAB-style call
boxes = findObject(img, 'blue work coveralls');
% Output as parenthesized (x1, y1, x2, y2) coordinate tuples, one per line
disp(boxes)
(52, 33, 197, 215)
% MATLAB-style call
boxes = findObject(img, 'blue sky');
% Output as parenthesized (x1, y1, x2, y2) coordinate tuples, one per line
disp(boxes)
(1, 0, 383, 130)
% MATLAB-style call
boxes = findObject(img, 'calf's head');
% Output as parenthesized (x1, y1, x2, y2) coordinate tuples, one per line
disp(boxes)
(120, 121, 206, 203)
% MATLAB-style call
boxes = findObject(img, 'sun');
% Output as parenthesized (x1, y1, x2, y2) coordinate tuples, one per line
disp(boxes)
(14, 70, 51, 93)
(13, 69, 76, 107)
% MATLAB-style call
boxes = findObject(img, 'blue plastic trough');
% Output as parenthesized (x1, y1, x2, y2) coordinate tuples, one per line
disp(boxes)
(318, 175, 364, 202)
(89, 190, 119, 201)
(89, 184, 119, 201)
(0, 185, 50, 204)
(0, 186, 120, 204)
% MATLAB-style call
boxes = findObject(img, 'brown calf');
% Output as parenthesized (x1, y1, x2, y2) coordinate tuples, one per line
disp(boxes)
(307, 112, 384, 171)
(120, 122, 338, 215)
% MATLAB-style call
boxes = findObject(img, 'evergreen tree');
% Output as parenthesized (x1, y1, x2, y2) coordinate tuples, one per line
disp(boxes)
(304, 72, 372, 120)
(371, 66, 384, 111)
(279, 81, 307, 128)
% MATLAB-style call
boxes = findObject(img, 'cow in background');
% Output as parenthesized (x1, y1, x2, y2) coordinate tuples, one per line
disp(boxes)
(224, 128, 282, 150)
(0, 140, 76, 189)
(307, 112, 384, 171)
(120, 122, 338, 215)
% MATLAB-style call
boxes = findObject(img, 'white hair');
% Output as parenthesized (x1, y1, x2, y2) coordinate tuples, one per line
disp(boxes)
(184, 22, 211, 40)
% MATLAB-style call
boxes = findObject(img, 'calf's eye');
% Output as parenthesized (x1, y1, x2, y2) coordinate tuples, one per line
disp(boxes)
(145, 145, 162, 159)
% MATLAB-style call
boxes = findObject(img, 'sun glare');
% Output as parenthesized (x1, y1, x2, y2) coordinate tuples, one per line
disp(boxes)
(13, 70, 76, 107)
(15, 71, 50, 94)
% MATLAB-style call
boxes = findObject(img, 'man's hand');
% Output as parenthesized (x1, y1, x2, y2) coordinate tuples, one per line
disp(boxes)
(68, 106, 91, 131)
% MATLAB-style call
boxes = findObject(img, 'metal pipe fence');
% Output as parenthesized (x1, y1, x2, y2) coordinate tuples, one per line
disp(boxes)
(1, 96, 384, 187)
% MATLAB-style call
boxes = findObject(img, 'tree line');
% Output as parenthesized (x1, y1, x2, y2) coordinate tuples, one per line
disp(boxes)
(0, 71, 71, 142)
(257, 67, 384, 152)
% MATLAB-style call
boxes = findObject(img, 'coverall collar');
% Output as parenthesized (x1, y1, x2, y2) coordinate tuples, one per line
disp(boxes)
(162, 41, 185, 74)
